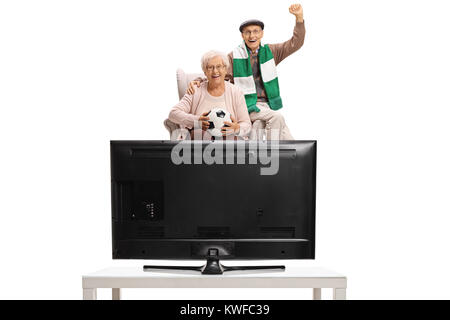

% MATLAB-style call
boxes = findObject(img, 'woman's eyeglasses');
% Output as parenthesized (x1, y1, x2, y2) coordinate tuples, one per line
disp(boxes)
(206, 65, 226, 71)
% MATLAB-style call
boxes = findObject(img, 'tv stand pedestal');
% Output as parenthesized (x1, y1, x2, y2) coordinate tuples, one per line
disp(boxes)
(82, 266, 347, 300)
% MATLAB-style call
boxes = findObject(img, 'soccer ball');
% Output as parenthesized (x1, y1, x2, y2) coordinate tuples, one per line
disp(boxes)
(206, 108, 232, 137)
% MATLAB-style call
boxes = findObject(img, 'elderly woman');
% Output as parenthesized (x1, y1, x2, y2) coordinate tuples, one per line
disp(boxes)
(168, 51, 251, 139)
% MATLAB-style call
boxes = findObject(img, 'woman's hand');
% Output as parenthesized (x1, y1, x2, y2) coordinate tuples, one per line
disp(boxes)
(222, 115, 240, 136)
(198, 112, 210, 131)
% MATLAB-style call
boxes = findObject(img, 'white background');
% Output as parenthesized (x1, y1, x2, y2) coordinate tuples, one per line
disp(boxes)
(1, 0, 449, 300)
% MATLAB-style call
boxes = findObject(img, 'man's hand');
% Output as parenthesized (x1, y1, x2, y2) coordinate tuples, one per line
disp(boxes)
(198, 111, 210, 131)
(187, 80, 201, 95)
(222, 115, 240, 136)
(289, 3, 303, 23)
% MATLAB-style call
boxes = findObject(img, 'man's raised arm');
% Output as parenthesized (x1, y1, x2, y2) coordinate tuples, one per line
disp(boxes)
(270, 3, 306, 65)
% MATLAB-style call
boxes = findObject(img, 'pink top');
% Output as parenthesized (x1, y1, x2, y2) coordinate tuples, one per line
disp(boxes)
(168, 81, 252, 137)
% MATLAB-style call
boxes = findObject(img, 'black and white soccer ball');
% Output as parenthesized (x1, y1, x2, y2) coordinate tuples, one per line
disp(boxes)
(206, 108, 232, 137)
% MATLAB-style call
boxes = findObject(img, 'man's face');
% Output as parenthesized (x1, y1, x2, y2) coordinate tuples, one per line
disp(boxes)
(241, 25, 264, 52)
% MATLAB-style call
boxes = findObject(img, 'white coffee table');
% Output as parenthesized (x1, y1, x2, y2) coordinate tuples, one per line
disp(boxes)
(82, 266, 347, 300)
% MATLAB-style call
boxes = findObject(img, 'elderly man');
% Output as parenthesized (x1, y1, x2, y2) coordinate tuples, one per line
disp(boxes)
(188, 4, 306, 140)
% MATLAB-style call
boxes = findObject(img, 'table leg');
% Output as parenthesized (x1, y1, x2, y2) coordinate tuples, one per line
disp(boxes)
(313, 288, 321, 300)
(333, 288, 346, 300)
(112, 288, 121, 300)
(83, 288, 97, 300)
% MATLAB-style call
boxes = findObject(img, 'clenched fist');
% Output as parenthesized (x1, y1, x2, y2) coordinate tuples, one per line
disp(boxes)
(289, 4, 303, 23)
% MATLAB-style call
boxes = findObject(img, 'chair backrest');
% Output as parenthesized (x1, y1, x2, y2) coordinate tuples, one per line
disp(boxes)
(176, 68, 204, 99)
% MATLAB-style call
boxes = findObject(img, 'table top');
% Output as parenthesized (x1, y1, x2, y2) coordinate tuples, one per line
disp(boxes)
(83, 266, 346, 279)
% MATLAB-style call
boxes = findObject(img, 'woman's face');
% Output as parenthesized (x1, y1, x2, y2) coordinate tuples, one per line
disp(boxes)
(204, 56, 227, 85)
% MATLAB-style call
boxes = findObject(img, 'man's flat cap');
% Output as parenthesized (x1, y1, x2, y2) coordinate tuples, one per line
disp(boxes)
(239, 19, 264, 33)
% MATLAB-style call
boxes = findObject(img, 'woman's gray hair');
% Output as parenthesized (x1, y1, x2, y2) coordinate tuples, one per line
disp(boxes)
(201, 50, 229, 72)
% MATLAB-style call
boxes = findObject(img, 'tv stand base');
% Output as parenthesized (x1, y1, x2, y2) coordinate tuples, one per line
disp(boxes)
(143, 249, 285, 275)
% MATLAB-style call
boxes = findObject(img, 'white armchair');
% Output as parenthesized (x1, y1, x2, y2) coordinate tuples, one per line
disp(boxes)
(163, 69, 203, 140)
(163, 68, 266, 140)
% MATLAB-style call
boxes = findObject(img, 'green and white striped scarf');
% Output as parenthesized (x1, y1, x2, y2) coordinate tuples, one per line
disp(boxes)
(232, 42, 283, 113)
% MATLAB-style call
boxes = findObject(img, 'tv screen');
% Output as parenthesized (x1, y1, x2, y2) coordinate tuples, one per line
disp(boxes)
(111, 140, 316, 270)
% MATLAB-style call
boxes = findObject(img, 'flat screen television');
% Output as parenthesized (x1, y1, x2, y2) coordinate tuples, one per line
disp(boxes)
(111, 140, 316, 274)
